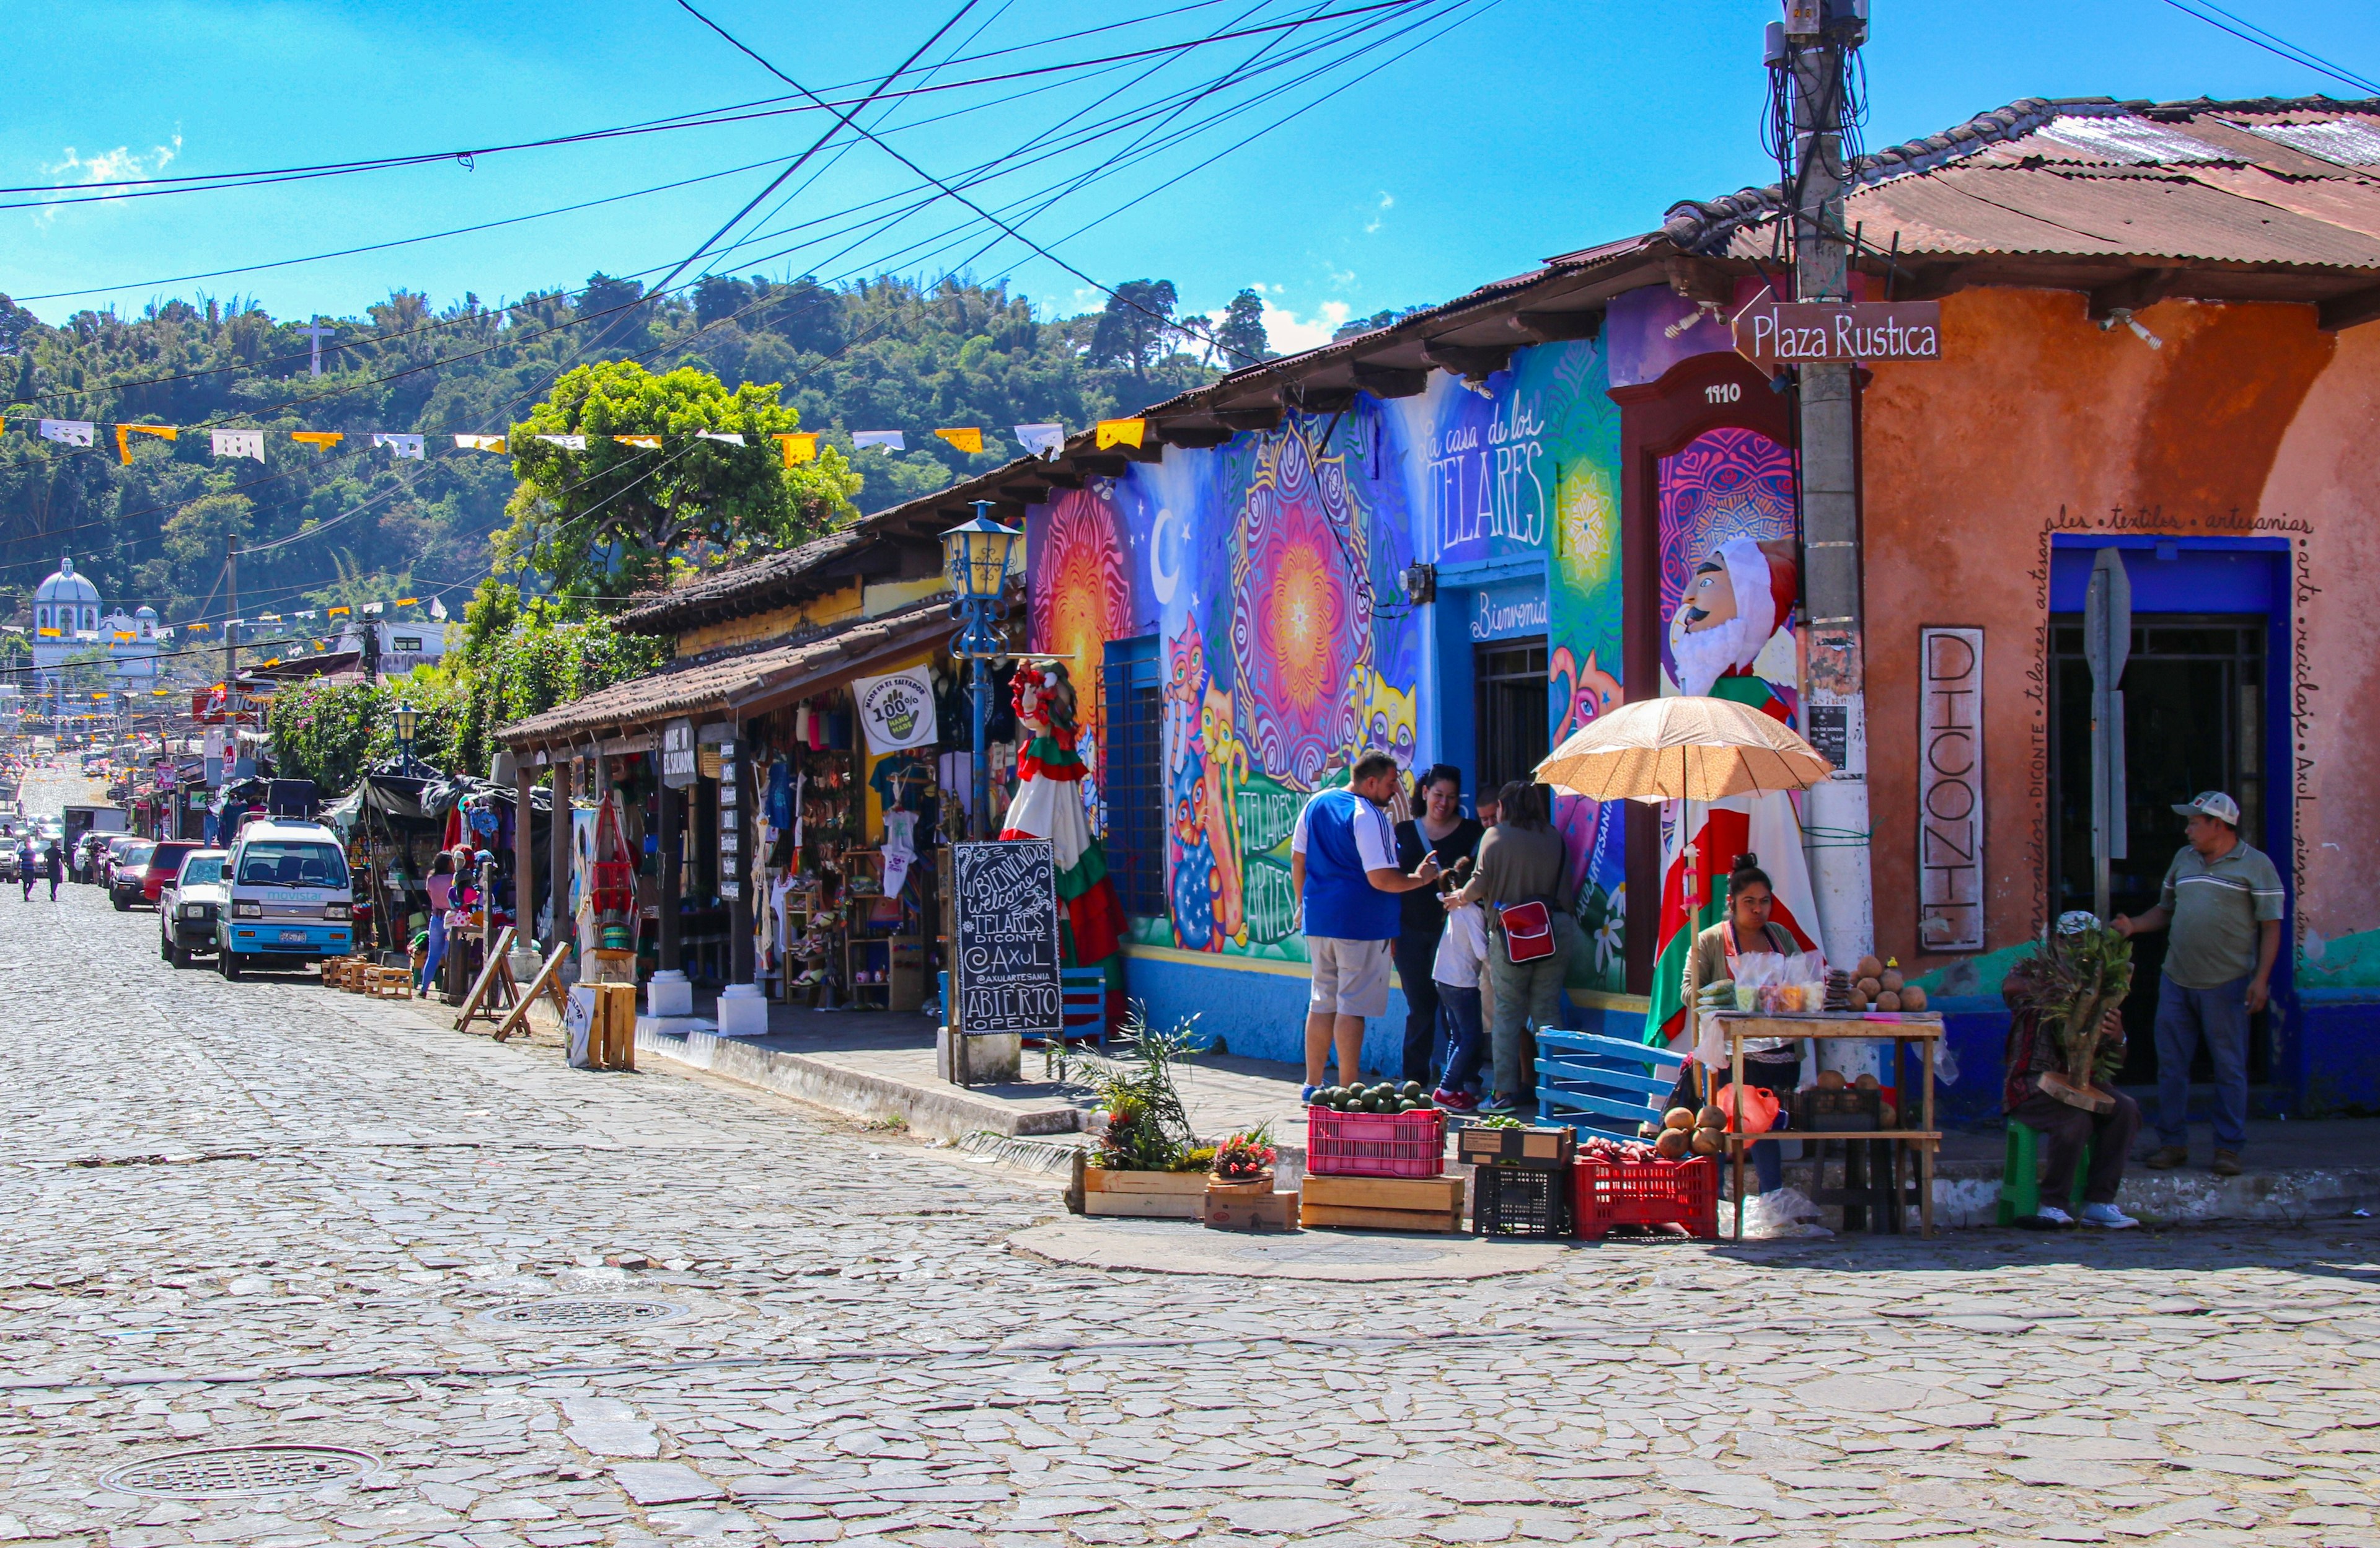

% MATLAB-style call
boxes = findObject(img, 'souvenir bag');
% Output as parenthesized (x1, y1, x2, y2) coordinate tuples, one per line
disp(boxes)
(1498, 900, 1554, 963)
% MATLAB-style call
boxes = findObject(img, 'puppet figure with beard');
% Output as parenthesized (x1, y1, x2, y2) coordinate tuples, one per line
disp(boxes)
(1670, 537, 1800, 721)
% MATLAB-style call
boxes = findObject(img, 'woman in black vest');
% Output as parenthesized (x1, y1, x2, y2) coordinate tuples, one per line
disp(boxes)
(1391, 765, 1484, 1085)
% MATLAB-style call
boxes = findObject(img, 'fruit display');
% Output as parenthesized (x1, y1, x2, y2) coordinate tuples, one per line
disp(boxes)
(1842, 955, 1928, 1013)
(1579, 1133, 1661, 1164)
(1311, 1080, 1431, 1114)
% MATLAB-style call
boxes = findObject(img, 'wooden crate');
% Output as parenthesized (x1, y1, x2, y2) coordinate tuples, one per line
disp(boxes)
(1454, 1124, 1576, 1170)
(1202, 1189, 1299, 1233)
(1299, 1173, 1465, 1233)
(1082, 1167, 1209, 1219)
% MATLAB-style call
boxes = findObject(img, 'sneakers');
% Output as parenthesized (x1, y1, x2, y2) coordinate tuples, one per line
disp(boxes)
(2143, 1145, 2188, 1169)
(1476, 1093, 1518, 1115)
(2211, 1149, 2244, 1177)
(1433, 1088, 1478, 1113)
(2032, 1203, 2074, 1227)
(2081, 1202, 2139, 1229)
(1300, 1084, 1323, 1105)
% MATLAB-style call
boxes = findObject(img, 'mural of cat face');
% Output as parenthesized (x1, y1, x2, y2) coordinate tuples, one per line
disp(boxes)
(1347, 667, 1417, 772)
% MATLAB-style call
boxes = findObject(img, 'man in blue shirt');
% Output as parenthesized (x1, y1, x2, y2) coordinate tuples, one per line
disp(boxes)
(1290, 751, 1442, 1099)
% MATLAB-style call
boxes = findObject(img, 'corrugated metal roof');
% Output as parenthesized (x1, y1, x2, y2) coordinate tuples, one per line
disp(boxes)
(2246, 119, 2380, 167)
(2034, 115, 2232, 165)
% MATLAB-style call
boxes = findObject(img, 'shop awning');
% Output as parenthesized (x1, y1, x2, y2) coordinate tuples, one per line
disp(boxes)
(495, 594, 954, 752)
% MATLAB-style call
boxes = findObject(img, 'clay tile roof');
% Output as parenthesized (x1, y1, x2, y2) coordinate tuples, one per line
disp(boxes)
(495, 594, 953, 747)
(612, 526, 871, 635)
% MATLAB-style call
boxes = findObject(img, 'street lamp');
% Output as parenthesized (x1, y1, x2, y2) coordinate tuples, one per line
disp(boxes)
(941, 501, 1022, 840)
(394, 700, 419, 775)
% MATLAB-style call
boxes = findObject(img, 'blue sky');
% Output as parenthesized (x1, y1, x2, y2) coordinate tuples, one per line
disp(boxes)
(7, 0, 2379, 348)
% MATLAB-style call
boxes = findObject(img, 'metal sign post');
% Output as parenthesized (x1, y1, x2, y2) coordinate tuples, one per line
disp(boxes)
(2084, 547, 2133, 921)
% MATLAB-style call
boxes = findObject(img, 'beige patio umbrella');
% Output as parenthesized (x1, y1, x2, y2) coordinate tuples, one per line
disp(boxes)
(1535, 695, 1832, 803)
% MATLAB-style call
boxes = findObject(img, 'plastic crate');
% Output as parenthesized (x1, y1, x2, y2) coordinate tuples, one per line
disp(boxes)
(1473, 1164, 1569, 1238)
(1572, 1155, 1719, 1239)
(1306, 1106, 1446, 1178)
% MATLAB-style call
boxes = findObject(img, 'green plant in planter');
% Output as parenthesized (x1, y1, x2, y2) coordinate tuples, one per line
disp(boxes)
(1066, 1001, 1207, 1171)
(2015, 911, 2134, 1104)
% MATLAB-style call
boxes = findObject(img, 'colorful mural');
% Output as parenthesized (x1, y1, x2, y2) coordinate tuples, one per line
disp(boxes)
(1029, 488, 1132, 837)
(1025, 338, 1628, 982)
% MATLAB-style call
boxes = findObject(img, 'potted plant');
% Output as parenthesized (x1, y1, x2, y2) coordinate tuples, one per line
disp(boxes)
(2016, 912, 2133, 1113)
(1065, 1006, 1216, 1218)
(1207, 1127, 1277, 1197)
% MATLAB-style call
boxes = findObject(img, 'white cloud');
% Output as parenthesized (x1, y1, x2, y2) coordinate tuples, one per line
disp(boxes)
(1364, 191, 1393, 235)
(37, 134, 182, 224)
(1262, 299, 1351, 354)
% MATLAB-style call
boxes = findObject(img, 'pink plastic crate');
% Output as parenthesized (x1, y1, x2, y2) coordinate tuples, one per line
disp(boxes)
(1572, 1155, 1719, 1239)
(1305, 1106, 1447, 1177)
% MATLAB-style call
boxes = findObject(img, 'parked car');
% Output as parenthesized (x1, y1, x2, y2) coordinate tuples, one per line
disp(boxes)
(107, 842, 155, 910)
(0, 848, 15, 883)
(217, 819, 353, 978)
(159, 848, 229, 968)
(99, 835, 144, 889)
(137, 840, 203, 907)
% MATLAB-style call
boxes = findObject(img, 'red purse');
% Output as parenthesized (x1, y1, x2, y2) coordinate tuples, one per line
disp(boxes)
(1497, 900, 1554, 963)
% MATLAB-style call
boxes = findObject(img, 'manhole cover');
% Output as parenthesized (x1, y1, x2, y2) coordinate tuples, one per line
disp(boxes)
(475, 1298, 687, 1329)
(102, 1444, 381, 1498)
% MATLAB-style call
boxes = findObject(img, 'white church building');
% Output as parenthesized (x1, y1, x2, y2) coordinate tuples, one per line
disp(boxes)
(32, 556, 169, 692)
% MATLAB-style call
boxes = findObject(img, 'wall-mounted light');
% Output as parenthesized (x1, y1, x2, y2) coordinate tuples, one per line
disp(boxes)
(2099, 307, 2164, 350)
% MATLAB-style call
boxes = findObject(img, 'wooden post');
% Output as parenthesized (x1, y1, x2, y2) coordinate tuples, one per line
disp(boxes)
(513, 754, 535, 944)
(552, 753, 577, 961)
(727, 724, 755, 987)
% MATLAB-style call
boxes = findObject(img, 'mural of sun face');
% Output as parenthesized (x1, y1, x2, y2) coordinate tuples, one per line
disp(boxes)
(1230, 428, 1370, 790)
(1032, 488, 1132, 791)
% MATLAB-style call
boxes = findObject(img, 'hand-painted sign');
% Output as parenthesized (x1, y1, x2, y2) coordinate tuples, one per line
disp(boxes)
(1918, 627, 1985, 952)
(855, 667, 937, 754)
(1732, 299, 1942, 366)
(952, 839, 1063, 1038)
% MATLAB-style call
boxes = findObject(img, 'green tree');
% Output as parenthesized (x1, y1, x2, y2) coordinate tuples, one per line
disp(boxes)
(501, 360, 860, 598)
(1215, 289, 1271, 366)
(1088, 280, 1181, 382)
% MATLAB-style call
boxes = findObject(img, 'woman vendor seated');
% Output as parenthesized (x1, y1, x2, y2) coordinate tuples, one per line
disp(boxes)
(1681, 854, 1800, 1194)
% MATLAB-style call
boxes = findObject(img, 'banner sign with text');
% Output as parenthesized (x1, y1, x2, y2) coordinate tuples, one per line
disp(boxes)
(1732, 299, 1943, 366)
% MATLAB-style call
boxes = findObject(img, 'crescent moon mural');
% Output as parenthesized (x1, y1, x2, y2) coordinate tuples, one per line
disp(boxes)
(1148, 505, 1181, 606)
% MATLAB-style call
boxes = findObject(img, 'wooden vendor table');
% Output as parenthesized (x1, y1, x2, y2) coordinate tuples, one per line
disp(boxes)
(1709, 1011, 1944, 1241)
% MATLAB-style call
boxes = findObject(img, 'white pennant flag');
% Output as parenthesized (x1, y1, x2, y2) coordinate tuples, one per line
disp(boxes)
(453, 433, 507, 453)
(536, 433, 587, 450)
(1014, 423, 1064, 459)
(696, 430, 746, 446)
(371, 433, 425, 459)
(428, 594, 449, 621)
(852, 430, 905, 452)
(39, 420, 95, 447)
(211, 428, 265, 462)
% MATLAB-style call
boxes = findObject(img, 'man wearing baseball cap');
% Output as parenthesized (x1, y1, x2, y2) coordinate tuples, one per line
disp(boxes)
(2112, 792, 2285, 1178)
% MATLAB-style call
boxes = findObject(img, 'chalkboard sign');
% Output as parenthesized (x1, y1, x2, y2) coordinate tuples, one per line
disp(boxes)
(952, 839, 1063, 1038)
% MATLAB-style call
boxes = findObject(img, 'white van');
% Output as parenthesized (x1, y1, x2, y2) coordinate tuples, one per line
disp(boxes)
(216, 818, 354, 978)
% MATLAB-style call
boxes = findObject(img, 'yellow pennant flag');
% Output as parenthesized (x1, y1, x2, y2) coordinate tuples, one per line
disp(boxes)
(933, 427, 984, 454)
(187, 622, 211, 632)
(291, 431, 343, 450)
(394, 597, 418, 606)
(114, 423, 178, 464)
(1095, 418, 1146, 450)
(36, 627, 59, 638)
(325, 606, 350, 618)
(613, 434, 662, 449)
(774, 433, 818, 467)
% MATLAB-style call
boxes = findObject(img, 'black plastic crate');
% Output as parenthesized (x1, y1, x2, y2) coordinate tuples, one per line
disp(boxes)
(1792, 1086, 1882, 1132)
(1472, 1164, 1570, 1238)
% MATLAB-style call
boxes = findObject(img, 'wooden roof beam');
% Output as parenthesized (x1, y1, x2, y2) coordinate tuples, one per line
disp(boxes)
(2319, 283, 2380, 333)
(1504, 309, 1603, 343)
(1419, 340, 1512, 380)
(1349, 362, 1430, 398)
(2089, 265, 2182, 321)
(1665, 254, 1738, 304)
(1153, 423, 1234, 449)
(1214, 407, 1283, 432)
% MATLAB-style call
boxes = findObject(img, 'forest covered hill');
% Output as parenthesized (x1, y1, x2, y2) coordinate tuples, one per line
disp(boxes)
(0, 272, 1263, 633)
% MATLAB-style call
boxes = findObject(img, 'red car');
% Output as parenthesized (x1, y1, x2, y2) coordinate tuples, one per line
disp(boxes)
(138, 841, 203, 906)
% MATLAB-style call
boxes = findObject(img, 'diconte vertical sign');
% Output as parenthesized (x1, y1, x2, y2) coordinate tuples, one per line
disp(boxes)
(1918, 628, 1985, 951)
(953, 840, 1064, 1038)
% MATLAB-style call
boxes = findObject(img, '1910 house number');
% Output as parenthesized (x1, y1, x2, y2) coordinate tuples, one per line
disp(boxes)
(1704, 382, 1741, 404)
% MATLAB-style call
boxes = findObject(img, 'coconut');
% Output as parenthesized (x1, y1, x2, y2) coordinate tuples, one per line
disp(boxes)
(1849, 990, 1871, 1012)
(1856, 975, 1881, 997)
(1900, 984, 1928, 1011)
(1855, 954, 1884, 980)
(1655, 1127, 1691, 1159)
(1817, 1069, 1847, 1091)
(1854, 1071, 1880, 1091)
(1879, 1100, 1898, 1125)
(1690, 1126, 1724, 1156)
(1695, 1105, 1728, 1130)
(1874, 990, 1903, 1012)
(1878, 968, 1905, 993)
(1663, 1107, 1696, 1131)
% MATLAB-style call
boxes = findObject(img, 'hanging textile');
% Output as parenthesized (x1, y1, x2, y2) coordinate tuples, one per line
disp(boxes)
(852, 430, 905, 452)
(211, 428, 265, 461)
(933, 427, 983, 454)
(115, 423, 176, 464)
(1095, 418, 1145, 450)
(774, 433, 817, 466)
(1014, 423, 1064, 458)
(612, 434, 661, 448)
(454, 434, 507, 453)
(38, 420, 94, 447)
(372, 433, 425, 459)
(536, 434, 587, 450)
(291, 431, 343, 449)
(696, 430, 745, 445)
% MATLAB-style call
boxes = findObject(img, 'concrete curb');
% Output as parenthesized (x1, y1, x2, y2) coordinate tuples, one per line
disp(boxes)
(634, 1025, 1082, 1143)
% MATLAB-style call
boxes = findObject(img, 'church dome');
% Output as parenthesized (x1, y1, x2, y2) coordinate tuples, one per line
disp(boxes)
(35, 556, 99, 606)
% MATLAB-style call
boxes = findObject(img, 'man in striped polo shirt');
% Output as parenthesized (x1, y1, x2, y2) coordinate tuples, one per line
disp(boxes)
(2113, 792, 2285, 1178)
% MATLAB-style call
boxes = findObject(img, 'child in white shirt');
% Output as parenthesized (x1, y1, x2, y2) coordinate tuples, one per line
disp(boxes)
(1432, 898, 1491, 1110)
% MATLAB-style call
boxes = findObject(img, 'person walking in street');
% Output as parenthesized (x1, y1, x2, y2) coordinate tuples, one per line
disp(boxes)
(419, 851, 456, 995)
(2112, 791, 2284, 1179)
(1290, 750, 1442, 1101)
(1443, 780, 1580, 1114)
(1392, 765, 1484, 1088)
(17, 838, 35, 902)
(41, 843, 61, 901)
(1681, 855, 1801, 1194)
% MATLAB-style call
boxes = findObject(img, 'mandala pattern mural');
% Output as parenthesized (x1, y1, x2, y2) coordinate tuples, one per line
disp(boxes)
(1655, 426, 1797, 686)
(1032, 487, 1134, 826)
(1228, 429, 1370, 791)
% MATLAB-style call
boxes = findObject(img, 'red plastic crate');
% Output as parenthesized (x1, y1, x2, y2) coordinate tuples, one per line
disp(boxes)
(1572, 1155, 1719, 1239)
(1305, 1106, 1446, 1177)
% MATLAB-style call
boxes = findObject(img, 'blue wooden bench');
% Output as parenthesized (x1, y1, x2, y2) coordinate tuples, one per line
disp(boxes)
(1535, 1027, 1686, 1140)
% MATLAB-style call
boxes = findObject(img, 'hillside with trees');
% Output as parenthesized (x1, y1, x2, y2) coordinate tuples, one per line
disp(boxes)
(0, 273, 1266, 635)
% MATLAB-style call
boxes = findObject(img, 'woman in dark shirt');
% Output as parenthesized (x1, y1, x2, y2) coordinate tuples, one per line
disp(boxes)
(1391, 765, 1484, 1084)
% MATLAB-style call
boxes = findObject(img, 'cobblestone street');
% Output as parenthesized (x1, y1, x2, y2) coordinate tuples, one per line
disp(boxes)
(4, 780, 2378, 1548)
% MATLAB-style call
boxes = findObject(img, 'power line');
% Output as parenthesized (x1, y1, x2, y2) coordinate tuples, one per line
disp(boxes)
(2156, 0, 2380, 97)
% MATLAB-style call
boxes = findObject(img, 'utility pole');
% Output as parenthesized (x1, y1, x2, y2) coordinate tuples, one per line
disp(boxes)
(223, 537, 239, 710)
(1778, 0, 1875, 985)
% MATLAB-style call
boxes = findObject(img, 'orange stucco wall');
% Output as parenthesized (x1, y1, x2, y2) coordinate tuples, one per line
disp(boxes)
(1862, 286, 2353, 975)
